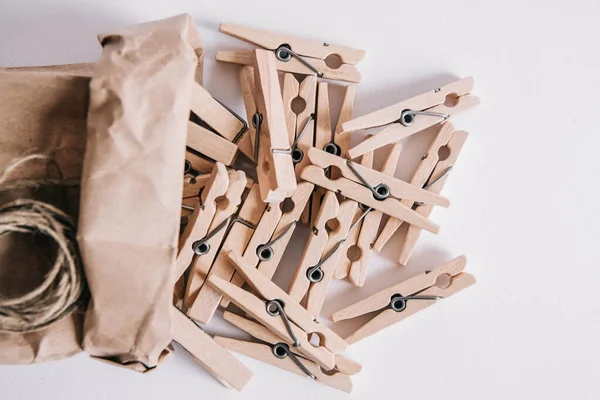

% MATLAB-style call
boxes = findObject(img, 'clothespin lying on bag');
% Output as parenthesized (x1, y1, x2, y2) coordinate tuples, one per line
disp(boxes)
(300, 146, 450, 234)
(252, 49, 297, 203)
(215, 311, 358, 393)
(342, 77, 479, 159)
(373, 122, 468, 265)
(171, 306, 252, 391)
(216, 23, 365, 83)
(332, 255, 475, 344)
(225, 182, 314, 301)
(184, 169, 248, 314)
(208, 250, 348, 370)
(335, 142, 403, 286)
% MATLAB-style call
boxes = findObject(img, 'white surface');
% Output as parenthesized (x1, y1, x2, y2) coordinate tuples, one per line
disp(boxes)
(1, 0, 599, 399)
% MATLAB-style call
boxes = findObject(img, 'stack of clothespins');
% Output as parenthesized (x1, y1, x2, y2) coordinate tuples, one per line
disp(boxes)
(173, 23, 479, 392)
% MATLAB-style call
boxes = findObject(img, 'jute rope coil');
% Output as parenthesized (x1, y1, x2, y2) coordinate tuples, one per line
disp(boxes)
(0, 155, 85, 332)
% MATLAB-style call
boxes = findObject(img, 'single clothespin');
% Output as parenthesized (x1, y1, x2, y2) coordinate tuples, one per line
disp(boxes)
(281, 74, 317, 223)
(225, 182, 313, 301)
(216, 23, 365, 83)
(342, 77, 479, 159)
(207, 273, 336, 370)
(399, 129, 469, 265)
(334, 142, 403, 285)
(189, 184, 263, 324)
(310, 82, 356, 221)
(332, 255, 475, 344)
(171, 306, 252, 391)
(215, 311, 356, 393)
(183, 150, 214, 198)
(175, 163, 229, 280)
(373, 122, 466, 260)
(190, 81, 248, 143)
(187, 120, 238, 165)
(184, 170, 247, 315)
(300, 147, 449, 234)
(288, 191, 365, 317)
(252, 49, 297, 203)
(237, 66, 258, 161)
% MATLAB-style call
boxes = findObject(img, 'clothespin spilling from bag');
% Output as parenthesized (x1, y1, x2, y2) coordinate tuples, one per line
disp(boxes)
(216, 24, 365, 83)
(215, 311, 359, 393)
(332, 255, 475, 344)
(341, 77, 479, 159)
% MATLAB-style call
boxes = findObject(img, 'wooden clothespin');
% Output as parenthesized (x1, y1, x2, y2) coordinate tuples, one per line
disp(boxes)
(335, 142, 403, 286)
(373, 122, 468, 266)
(171, 306, 252, 391)
(238, 66, 258, 161)
(207, 273, 337, 370)
(253, 49, 297, 203)
(175, 163, 229, 281)
(187, 120, 238, 165)
(184, 170, 247, 315)
(226, 182, 313, 300)
(342, 77, 479, 159)
(281, 73, 317, 223)
(300, 146, 450, 234)
(188, 184, 263, 324)
(310, 82, 356, 220)
(287, 191, 361, 317)
(183, 150, 214, 198)
(216, 23, 365, 83)
(190, 81, 248, 143)
(215, 311, 356, 393)
(332, 255, 475, 344)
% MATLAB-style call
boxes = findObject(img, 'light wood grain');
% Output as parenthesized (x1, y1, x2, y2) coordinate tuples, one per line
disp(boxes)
(399, 130, 469, 265)
(253, 49, 297, 203)
(172, 306, 252, 391)
(185, 150, 215, 174)
(217, 50, 361, 83)
(349, 142, 403, 286)
(307, 147, 449, 207)
(238, 66, 257, 161)
(207, 275, 336, 370)
(306, 200, 358, 317)
(343, 76, 477, 158)
(190, 81, 245, 142)
(374, 122, 454, 252)
(187, 121, 238, 165)
(214, 337, 352, 393)
(192, 185, 265, 324)
(227, 251, 348, 353)
(175, 164, 229, 280)
(301, 165, 440, 233)
(219, 23, 365, 64)
(332, 255, 475, 344)
(256, 182, 314, 280)
(185, 170, 247, 316)
(288, 191, 339, 302)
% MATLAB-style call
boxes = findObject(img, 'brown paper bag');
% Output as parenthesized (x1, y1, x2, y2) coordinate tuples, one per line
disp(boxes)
(0, 70, 90, 364)
(78, 14, 202, 369)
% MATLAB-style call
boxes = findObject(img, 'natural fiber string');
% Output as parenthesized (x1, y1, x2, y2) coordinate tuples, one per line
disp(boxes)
(0, 155, 85, 332)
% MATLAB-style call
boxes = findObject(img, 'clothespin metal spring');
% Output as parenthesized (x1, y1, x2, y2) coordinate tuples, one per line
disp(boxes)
(346, 160, 390, 201)
(265, 299, 300, 347)
(275, 45, 324, 78)
(388, 293, 443, 313)
(272, 342, 317, 380)
(193, 216, 256, 255)
(256, 221, 298, 261)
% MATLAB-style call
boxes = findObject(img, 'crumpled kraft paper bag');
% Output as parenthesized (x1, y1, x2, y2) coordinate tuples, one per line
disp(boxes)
(78, 14, 202, 369)
(0, 70, 90, 364)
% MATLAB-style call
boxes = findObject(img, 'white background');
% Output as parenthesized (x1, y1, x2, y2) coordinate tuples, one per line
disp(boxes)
(1, 0, 599, 399)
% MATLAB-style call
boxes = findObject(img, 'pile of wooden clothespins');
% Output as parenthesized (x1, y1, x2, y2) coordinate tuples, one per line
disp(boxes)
(174, 23, 479, 392)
